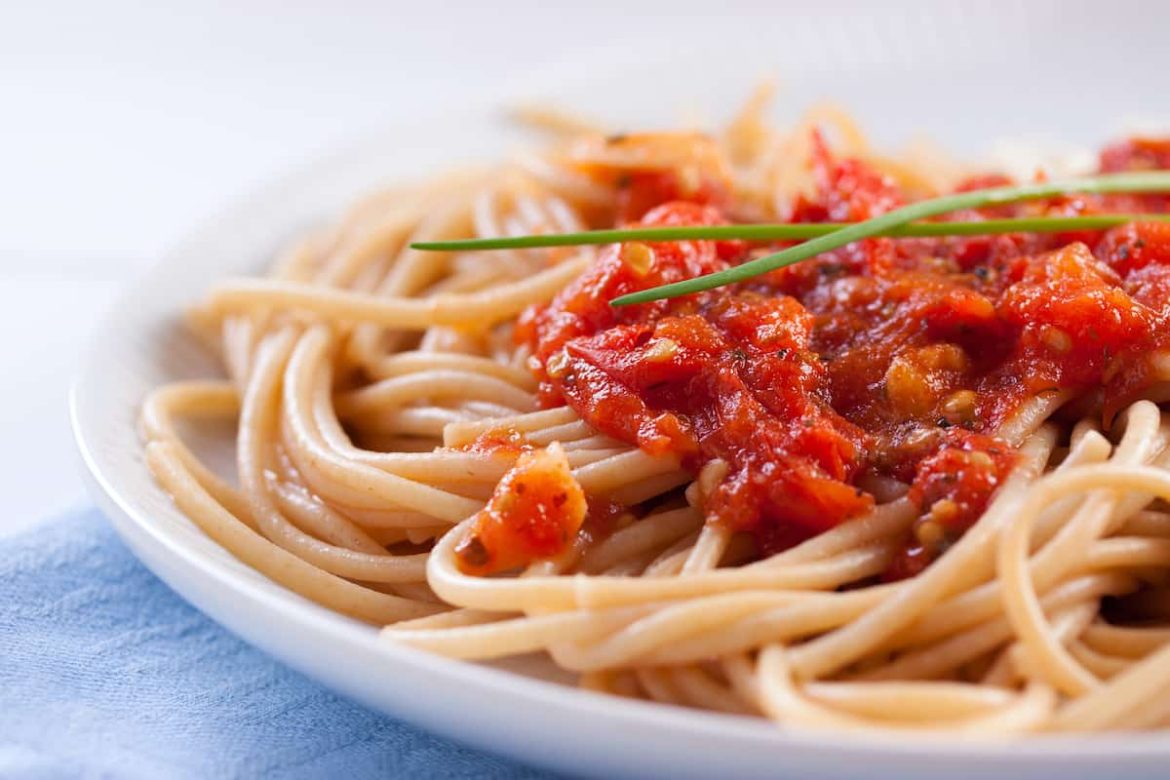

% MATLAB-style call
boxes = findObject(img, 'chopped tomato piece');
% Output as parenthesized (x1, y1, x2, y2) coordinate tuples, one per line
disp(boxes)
(455, 444, 586, 575)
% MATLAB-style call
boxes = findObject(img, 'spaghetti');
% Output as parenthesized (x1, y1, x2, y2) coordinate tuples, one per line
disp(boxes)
(143, 96, 1170, 734)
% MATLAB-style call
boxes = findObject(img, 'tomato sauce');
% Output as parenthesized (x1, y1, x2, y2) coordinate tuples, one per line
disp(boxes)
(501, 134, 1170, 576)
(455, 444, 587, 575)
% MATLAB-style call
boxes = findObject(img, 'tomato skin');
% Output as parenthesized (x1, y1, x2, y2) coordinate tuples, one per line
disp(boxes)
(1098, 138, 1170, 213)
(456, 444, 586, 576)
(1101, 137, 1170, 174)
(1097, 221, 1170, 279)
(791, 130, 905, 223)
(513, 136, 1170, 570)
(885, 430, 1017, 579)
(616, 170, 728, 223)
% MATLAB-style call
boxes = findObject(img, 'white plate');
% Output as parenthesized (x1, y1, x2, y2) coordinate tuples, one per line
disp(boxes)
(72, 5, 1170, 777)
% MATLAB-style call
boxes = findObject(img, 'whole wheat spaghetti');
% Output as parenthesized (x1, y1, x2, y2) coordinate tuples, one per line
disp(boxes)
(143, 94, 1170, 734)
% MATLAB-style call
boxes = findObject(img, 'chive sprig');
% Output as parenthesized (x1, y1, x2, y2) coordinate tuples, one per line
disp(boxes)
(411, 214, 1170, 252)
(407, 171, 1170, 306)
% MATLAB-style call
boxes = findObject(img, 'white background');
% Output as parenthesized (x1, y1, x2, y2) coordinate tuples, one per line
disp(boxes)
(0, 0, 1161, 534)
(2, 0, 668, 532)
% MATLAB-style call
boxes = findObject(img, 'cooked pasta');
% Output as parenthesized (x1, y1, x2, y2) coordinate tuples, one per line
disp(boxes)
(143, 93, 1170, 734)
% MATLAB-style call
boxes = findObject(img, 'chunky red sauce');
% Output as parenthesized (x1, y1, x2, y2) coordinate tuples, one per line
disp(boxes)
(456, 444, 587, 575)
(489, 133, 1170, 576)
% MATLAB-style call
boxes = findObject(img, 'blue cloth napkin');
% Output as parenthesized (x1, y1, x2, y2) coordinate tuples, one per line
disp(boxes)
(0, 510, 555, 779)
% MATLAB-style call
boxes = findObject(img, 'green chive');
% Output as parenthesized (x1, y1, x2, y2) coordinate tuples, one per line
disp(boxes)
(609, 171, 1170, 306)
(410, 213, 1170, 252)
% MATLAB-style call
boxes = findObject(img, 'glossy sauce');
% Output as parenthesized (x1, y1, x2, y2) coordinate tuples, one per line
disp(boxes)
(479, 134, 1170, 576)
(455, 444, 586, 575)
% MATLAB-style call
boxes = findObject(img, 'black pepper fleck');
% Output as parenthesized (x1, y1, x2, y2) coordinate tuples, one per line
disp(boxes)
(456, 535, 489, 567)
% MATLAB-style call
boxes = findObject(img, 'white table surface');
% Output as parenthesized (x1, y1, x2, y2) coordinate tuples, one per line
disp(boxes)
(0, 0, 1140, 536)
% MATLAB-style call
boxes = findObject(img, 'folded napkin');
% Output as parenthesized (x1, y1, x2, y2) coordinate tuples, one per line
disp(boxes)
(0, 510, 553, 779)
